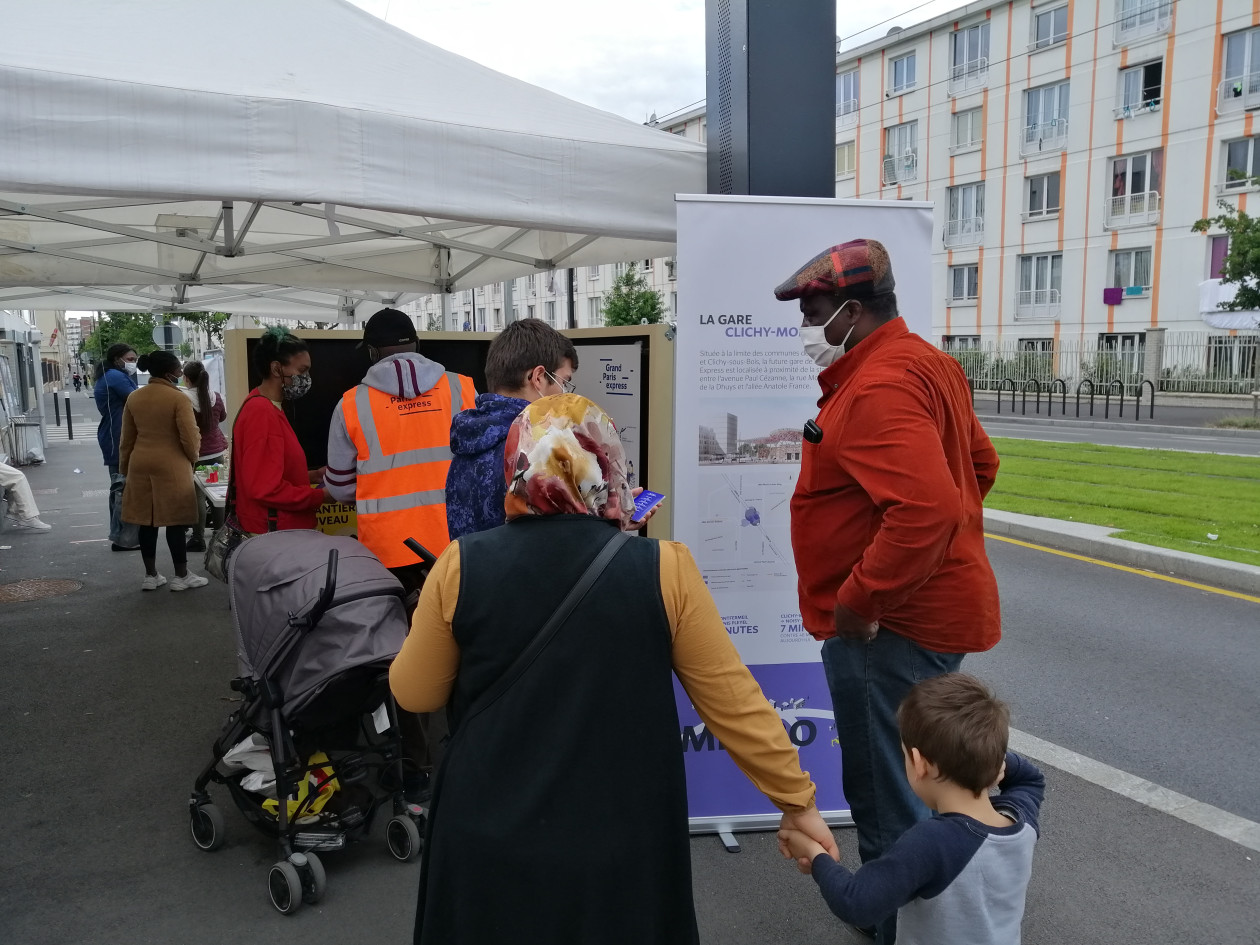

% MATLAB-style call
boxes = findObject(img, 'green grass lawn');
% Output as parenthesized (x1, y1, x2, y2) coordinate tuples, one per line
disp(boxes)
(986, 438, 1260, 567)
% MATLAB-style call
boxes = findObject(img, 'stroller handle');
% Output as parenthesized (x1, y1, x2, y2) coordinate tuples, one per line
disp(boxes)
(403, 538, 438, 569)
(304, 548, 340, 629)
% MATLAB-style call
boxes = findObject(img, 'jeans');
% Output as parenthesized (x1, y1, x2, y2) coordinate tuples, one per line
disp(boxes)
(107, 465, 140, 548)
(821, 629, 965, 945)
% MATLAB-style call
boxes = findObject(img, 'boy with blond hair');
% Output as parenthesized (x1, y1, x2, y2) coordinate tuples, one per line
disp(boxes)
(780, 673, 1044, 945)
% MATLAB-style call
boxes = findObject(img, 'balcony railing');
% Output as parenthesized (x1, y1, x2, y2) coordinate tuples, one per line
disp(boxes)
(948, 58, 988, 97)
(836, 99, 859, 129)
(1113, 97, 1161, 120)
(1020, 118, 1069, 156)
(1114, 0, 1173, 47)
(1217, 72, 1260, 115)
(1015, 288, 1062, 321)
(1104, 191, 1161, 228)
(882, 151, 918, 186)
(943, 217, 984, 248)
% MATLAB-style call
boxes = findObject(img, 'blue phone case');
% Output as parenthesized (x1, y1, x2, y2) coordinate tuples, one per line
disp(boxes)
(632, 490, 665, 522)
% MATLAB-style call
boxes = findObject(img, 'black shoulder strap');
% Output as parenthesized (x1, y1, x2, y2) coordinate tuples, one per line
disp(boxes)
(459, 529, 630, 730)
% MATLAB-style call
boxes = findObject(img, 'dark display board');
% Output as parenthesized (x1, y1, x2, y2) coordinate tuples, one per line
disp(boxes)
(243, 334, 651, 474)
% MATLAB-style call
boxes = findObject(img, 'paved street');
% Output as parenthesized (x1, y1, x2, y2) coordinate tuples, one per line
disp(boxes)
(1, 393, 1256, 944)
(980, 415, 1260, 455)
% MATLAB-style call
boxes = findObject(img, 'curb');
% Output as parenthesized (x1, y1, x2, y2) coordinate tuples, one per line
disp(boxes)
(979, 414, 1260, 439)
(984, 509, 1260, 597)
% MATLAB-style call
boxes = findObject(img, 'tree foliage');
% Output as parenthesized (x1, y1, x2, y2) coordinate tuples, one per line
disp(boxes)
(1192, 198, 1260, 311)
(81, 311, 159, 367)
(180, 311, 233, 346)
(601, 264, 665, 327)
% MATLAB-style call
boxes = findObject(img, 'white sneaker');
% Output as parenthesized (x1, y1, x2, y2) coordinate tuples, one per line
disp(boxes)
(141, 573, 168, 591)
(170, 573, 209, 591)
(6, 516, 51, 532)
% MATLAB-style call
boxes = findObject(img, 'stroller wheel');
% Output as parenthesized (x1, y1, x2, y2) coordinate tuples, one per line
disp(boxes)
(299, 851, 326, 905)
(268, 860, 304, 915)
(189, 803, 225, 852)
(386, 814, 422, 862)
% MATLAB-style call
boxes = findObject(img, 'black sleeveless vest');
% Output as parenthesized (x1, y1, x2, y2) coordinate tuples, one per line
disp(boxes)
(414, 515, 698, 945)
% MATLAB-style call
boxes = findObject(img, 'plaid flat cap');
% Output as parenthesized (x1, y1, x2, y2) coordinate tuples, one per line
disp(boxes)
(773, 238, 896, 301)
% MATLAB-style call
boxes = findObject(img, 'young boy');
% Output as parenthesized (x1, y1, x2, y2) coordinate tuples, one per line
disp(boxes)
(780, 673, 1045, 945)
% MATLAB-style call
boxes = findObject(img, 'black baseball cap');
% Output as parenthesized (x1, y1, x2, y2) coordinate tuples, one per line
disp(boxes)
(359, 308, 418, 349)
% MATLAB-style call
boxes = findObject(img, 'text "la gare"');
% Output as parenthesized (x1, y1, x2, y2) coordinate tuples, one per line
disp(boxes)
(699, 314, 752, 325)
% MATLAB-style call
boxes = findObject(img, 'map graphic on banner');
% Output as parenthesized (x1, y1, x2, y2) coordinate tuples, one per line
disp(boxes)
(674, 194, 934, 828)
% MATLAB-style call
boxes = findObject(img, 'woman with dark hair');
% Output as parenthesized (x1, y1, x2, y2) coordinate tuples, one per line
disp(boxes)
(94, 342, 140, 551)
(391, 395, 838, 945)
(119, 350, 208, 591)
(231, 326, 329, 534)
(181, 360, 228, 551)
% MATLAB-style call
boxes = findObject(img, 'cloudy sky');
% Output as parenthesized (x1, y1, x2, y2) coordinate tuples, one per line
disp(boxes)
(347, 0, 963, 122)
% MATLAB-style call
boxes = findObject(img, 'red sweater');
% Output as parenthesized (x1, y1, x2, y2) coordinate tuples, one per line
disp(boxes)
(789, 319, 1001, 654)
(231, 391, 326, 534)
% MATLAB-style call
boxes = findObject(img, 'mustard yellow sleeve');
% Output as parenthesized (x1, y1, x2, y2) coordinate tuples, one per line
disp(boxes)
(389, 541, 462, 712)
(661, 542, 817, 812)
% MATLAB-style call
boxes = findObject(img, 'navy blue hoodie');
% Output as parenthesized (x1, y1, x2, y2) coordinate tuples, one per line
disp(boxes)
(445, 392, 530, 540)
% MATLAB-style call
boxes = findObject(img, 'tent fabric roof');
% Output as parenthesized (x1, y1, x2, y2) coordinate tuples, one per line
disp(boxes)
(0, 0, 704, 317)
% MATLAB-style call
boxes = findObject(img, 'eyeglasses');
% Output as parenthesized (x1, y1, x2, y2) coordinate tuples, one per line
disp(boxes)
(546, 371, 577, 394)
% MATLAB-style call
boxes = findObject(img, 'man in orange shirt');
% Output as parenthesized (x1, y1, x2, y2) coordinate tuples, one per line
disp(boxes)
(776, 239, 1001, 945)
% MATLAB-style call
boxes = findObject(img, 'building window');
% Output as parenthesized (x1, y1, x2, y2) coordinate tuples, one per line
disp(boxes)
(666, 256, 677, 280)
(641, 258, 653, 272)
(950, 108, 983, 153)
(835, 140, 857, 178)
(890, 52, 916, 94)
(475, 307, 486, 330)
(527, 304, 535, 320)
(1025, 172, 1061, 219)
(1031, 6, 1068, 50)
(670, 291, 678, 317)
(614, 262, 628, 277)
(947, 265, 979, 305)
(1210, 235, 1230, 279)
(882, 121, 918, 185)
(1110, 248, 1153, 293)
(1220, 28, 1260, 114)
(836, 68, 860, 127)
(1016, 253, 1063, 320)
(1021, 81, 1070, 156)
(949, 22, 990, 96)
(1222, 138, 1260, 191)
(1115, 60, 1162, 118)
(493, 307, 503, 329)
(942, 334, 981, 349)
(944, 183, 985, 247)
(588, 265, 600, 280)
(1106, 150, 1163, 227)
(1115, 0, 1173, 48)
(587, 297, 602, 327)
(545, 301, 556, 326)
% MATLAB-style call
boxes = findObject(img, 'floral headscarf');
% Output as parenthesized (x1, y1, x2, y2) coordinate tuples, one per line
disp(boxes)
(504, 394, 633, 527)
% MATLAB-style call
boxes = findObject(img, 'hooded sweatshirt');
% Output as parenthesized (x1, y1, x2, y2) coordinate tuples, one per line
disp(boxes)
(324, 352, 450, 503)
(444, 392, 530, 540)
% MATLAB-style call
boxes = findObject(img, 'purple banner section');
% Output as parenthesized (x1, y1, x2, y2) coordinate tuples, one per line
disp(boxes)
(674, 661, 848, 819)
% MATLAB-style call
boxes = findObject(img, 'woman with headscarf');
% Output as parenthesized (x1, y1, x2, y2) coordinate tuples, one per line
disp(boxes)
(94, 342, 140, 550)
(390, 394, 837, 945)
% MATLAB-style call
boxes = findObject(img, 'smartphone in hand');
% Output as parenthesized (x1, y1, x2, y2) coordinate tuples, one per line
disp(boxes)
(631, 490, 666, 523)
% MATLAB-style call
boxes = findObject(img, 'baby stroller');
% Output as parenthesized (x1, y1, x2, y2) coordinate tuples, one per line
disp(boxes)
(188, 530, 425, 915)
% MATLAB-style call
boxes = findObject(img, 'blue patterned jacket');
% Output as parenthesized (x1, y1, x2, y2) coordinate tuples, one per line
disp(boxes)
(444, 393, 530, 541)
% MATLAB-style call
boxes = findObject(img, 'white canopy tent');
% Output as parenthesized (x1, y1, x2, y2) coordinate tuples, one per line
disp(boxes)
(0, 0, 704, 320)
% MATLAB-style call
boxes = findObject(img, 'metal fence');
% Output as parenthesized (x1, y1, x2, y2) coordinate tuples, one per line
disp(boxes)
(941, 332, 1260, 395)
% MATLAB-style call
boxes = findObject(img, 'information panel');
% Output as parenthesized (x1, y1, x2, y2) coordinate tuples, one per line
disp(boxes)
(673, 195, 933, 830)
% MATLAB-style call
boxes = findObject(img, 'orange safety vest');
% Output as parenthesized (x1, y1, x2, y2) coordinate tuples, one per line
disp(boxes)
(340, 371, 476, 568)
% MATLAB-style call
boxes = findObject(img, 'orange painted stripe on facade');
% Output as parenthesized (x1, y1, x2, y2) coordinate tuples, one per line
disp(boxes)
(975, 248, 985, 335)
(996, 3, 1014, 338)
(1147, 29, 1178, 330)
(1202, 1, 1226, 220)
(1057, 150, 1068, 246)
(1105, 39, 1133, 334)
(1077, 0, 1103, 342)
(926, 29, 933, 206)
(1254, 0, 1259, 27)
(855, 57, 863, 195)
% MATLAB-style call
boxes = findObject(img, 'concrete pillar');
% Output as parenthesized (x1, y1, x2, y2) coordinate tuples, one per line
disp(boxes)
(1142, 327, 1165, 388)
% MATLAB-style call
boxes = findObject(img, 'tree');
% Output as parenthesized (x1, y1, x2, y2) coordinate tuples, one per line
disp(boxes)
(600, 263, 666, 326)
(179, 311, 232, 347)
(1193, 195, 1260, 311)
(81, 311, 159, 370)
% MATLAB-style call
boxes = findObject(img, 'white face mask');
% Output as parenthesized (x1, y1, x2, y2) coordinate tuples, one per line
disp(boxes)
(121, 360, 138, 375)
(801, 302, 856, 368)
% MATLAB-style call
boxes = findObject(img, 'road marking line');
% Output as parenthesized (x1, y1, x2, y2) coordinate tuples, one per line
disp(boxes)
(984, 534, 1260, 604)
(1010, 729, 1260, 853)
(69, 539, 109, 545)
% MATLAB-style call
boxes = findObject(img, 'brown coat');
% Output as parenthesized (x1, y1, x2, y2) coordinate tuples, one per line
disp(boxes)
(119, 379, 201, 527)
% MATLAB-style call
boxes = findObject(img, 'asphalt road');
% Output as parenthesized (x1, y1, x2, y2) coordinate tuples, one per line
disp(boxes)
(980, 417, 1260, 455)
(1, 396, 1256, 944)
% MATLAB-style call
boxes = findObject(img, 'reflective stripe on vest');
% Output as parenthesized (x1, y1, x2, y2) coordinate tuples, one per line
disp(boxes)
(358, 490, 448, 515)
(354, 384, 453, 474)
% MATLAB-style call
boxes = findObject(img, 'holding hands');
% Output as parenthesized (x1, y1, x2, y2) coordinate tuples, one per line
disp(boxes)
(777, 804, 839, 875)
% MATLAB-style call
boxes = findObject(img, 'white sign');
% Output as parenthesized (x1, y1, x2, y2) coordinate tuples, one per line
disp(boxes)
(577, 341, 643, 488)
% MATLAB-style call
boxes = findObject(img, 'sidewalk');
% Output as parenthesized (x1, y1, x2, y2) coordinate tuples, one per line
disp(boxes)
(1, 434, 1256, 944)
